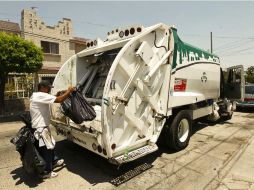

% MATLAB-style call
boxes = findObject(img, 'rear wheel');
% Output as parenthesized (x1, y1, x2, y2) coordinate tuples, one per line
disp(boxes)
(165, 110, 192, 151)
(236, 106, 242, 112)
(221, 111, 233, 121)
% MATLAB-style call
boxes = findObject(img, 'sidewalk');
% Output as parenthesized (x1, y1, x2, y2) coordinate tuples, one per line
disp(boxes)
(0, 121, 23, 133)
(217, 136, 254, 190)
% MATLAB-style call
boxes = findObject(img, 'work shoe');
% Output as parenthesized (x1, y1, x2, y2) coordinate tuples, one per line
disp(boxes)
(53, 159, 64, 168)
(40, 171, 58, 179)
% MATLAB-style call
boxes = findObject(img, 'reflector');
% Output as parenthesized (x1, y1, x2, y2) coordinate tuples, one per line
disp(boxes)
(119, 31, 124, 38)
(125, 29, 129, 36)
(130, 28, 135, 35)
(111, 143, 116, 150)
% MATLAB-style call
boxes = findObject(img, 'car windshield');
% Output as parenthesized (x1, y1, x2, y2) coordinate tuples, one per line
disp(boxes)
(245, 85, 254, 94)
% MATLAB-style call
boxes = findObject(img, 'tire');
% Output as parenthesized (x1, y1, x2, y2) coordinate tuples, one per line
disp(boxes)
(236, 106, 242, 112)
(165, 110, 192, 151)
(222, 112, 233, 121)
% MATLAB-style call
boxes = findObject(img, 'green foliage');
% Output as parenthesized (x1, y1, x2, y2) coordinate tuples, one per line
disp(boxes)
(0, 32, 43, 73)
(0, 32, 43, 113)
(245, 66, 254, 83)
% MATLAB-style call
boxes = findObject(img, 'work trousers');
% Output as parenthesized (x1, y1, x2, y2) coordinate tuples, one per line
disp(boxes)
(34, 140, 59, 173)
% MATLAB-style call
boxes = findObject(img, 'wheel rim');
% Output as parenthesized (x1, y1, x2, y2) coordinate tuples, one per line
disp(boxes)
(177, 118, 189, 142)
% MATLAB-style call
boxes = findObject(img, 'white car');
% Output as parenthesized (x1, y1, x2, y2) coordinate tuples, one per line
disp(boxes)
(236, 84, 254, 109)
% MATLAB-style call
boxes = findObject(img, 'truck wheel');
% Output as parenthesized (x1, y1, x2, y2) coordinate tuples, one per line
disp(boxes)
(165, 110, 192, 151)
(222, 112, 233, 121)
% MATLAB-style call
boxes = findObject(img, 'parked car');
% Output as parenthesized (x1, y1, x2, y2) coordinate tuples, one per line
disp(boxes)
(236, 84, 254, 109)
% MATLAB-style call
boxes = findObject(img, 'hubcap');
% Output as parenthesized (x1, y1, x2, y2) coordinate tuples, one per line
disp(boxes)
(177, 118, 189, 142)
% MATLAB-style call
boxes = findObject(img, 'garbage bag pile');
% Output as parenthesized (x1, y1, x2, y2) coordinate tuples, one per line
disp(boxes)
(10, 114, 45, 175)
(61, 91, 96, 124)
(10, 126, 31, 158)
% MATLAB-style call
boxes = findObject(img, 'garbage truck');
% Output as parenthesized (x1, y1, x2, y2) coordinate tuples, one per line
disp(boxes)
(50, 23, 243, 165)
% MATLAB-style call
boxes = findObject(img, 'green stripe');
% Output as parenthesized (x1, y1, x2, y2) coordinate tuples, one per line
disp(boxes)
(171, 28, 219, 69)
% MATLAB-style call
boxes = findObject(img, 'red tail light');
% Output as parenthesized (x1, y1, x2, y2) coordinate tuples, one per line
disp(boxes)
(111, 143, 116, 150)
(244, 98, 254, 102)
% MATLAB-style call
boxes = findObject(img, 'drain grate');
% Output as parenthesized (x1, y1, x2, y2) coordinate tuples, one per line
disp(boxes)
(110, 163, 153, 186)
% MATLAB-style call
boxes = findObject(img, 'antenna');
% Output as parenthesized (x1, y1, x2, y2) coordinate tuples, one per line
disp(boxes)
(210, 32, 213, 54)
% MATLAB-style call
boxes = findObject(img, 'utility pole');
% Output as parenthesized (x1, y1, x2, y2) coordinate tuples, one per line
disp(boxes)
(210, 32, 213, 54)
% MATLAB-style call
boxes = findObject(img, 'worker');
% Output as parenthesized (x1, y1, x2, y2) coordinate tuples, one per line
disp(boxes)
(30, 80, 75, 178)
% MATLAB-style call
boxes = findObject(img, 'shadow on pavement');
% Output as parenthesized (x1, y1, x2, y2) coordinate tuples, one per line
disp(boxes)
(236, 107, 254, 113)
(9, 116, 242, 188)
(191, 117, 234, 135)
(54, 140, 158, 186)
(10, 167, 43, 188)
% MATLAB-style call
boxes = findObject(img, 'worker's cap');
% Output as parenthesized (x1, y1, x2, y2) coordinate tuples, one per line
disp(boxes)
(38, 80, 54, 89)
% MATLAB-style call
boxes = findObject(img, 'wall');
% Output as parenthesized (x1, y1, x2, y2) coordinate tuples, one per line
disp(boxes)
(21, 9, 76, 69)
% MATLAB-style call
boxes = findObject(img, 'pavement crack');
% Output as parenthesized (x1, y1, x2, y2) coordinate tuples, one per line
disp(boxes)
(148, 127, 248, 190)
(204, 135, 254, 190)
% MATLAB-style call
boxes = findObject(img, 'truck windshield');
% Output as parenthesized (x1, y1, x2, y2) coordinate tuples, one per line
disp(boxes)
(245, 85, 254, 94)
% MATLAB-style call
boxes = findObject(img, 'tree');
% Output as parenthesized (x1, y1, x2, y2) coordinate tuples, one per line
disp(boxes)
(0, 32, 43, 114)
(245, 66, 254, 83)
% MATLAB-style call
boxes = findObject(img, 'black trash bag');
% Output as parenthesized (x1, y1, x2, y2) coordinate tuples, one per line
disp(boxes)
(19, 113, 32, 128)
(22, 139, 46, 175)
(11, 128, 46, 175)
(10, 114, 32, 158)
(10, 114, 46, 176)
(10, 126, 31, 158)
(61, 91, 96, 124)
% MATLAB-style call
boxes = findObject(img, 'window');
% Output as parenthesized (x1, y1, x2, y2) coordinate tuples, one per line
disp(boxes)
(245, 85, 254, 94)
(34, 20, 37, 27)
(41, 77, 54, 85)
(41, 41, 59, 54)
(67, 27, 69, 35)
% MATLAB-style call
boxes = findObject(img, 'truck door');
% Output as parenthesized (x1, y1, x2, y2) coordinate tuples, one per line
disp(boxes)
(102, 23, 173, 154)
(222, 65, 245, 101)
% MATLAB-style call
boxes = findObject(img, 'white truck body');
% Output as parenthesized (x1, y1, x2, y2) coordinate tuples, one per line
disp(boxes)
(51, 23, 236, 164)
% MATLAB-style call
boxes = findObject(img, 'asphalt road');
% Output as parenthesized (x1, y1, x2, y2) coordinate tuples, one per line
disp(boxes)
(0, 111, 254, 190)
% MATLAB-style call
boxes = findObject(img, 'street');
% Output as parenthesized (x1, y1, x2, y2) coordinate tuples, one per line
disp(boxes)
(0, 111, 254, 190)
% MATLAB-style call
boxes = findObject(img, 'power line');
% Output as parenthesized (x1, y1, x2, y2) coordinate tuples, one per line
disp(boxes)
(184, 33, 254, 40)
(215, 39, 254, 54)
(214, 39, 245, 50)
(0, 11, 112, 29)
(219, 45, 254, 56)
(1, 11, 254, 39)
(1, 11, 254, 55)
